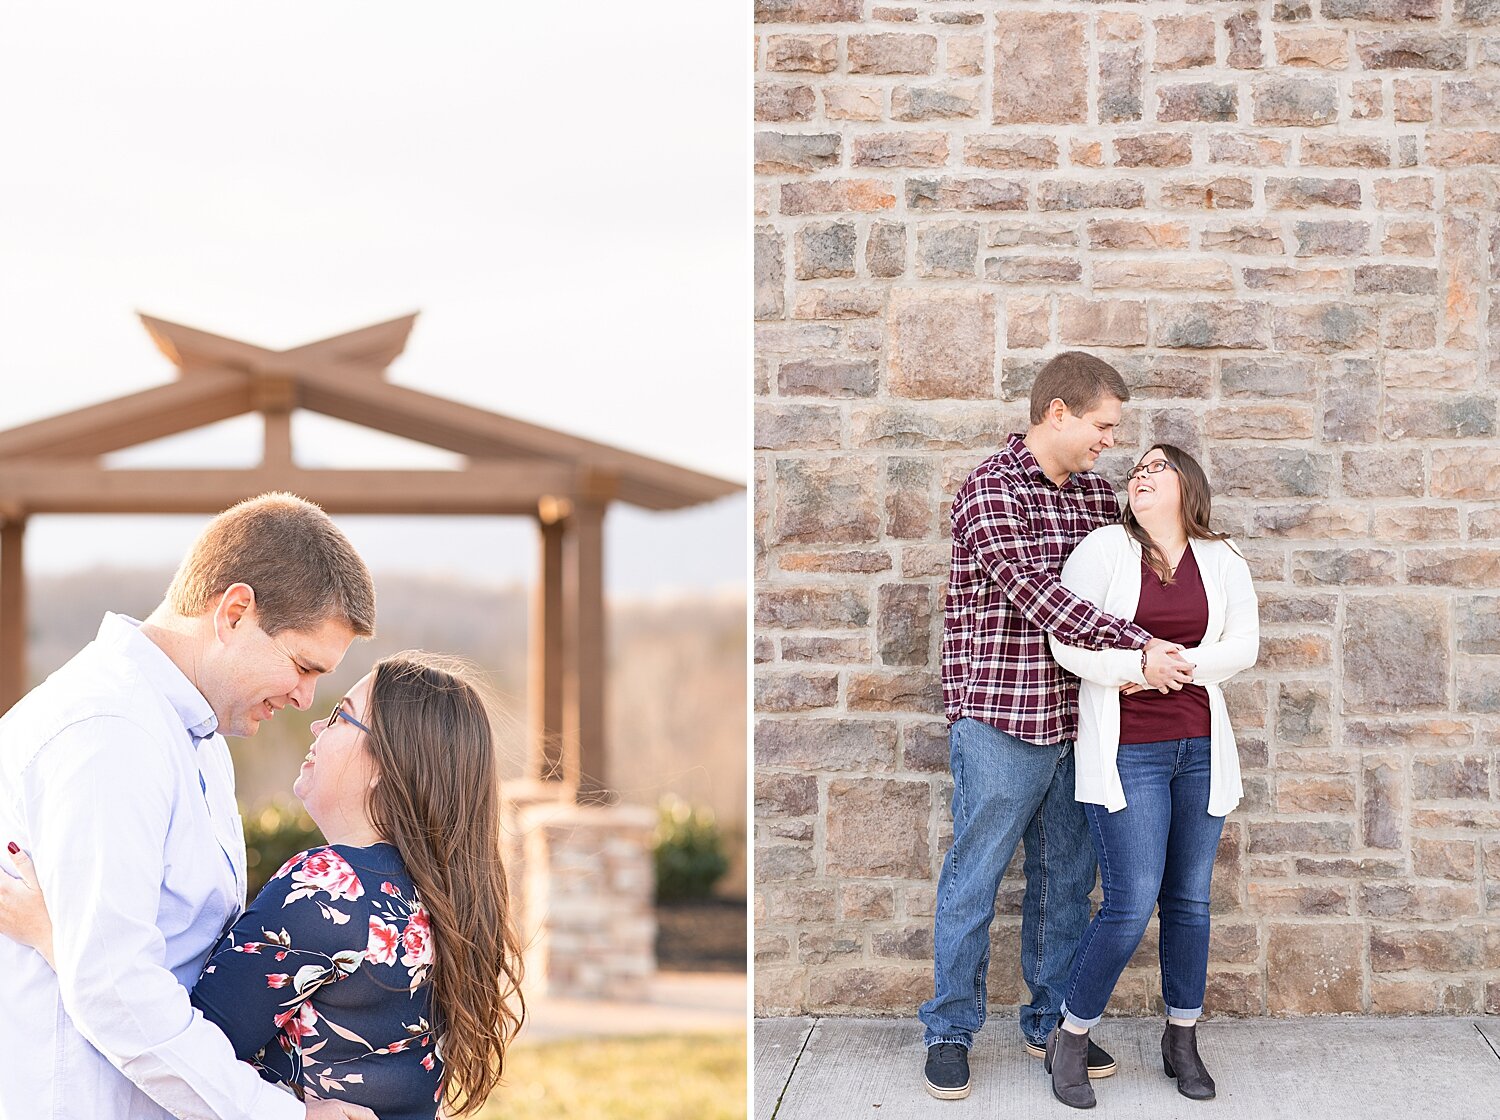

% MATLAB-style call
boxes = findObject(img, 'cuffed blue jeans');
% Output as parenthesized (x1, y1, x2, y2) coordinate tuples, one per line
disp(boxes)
(1062, 736, 1224, 1028)
(919, 718, 1097, 1050)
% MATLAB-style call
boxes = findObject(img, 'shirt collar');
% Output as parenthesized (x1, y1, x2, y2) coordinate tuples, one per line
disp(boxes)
(1004, 432, 1077, 491)
(95, 613, 221, 745)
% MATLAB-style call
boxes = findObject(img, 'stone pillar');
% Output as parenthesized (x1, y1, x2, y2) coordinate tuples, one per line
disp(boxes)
(529, 507, 567, 784)
(514, 799, 657, 1001)
(0, 516, 26, 714)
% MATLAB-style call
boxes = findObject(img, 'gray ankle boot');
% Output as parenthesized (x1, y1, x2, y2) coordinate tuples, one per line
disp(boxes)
(1045, 1026, 1097, 1109)
(1161, 1022, 1216, 1100)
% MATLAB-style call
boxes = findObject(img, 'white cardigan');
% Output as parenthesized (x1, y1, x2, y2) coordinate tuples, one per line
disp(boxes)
(1048, 524, 1259, 817)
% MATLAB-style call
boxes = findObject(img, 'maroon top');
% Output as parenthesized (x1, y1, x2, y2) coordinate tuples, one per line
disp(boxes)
(943, 434, 1153, 745)
(1119, 545, 1213, 746)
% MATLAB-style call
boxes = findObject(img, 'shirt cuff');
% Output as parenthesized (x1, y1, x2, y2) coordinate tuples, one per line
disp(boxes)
(1124, 624, 1153, 650)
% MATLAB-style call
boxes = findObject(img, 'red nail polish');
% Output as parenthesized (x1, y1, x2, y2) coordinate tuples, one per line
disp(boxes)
(5, 842, 17, 855)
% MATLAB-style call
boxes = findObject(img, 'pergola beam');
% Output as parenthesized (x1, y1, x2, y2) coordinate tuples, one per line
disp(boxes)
(0, 463, 579, 516)
(0, 373, 253, 460)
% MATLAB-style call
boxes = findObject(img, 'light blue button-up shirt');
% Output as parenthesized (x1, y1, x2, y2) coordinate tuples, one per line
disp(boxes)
(0, 614, 303, 1120)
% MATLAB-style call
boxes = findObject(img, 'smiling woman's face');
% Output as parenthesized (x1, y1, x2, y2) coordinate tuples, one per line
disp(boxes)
(1126, 447, 1183, 522)
(293, 671, 380, 840)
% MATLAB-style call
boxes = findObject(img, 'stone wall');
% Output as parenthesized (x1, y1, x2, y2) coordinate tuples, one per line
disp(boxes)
(753, 0, 1500, 1016)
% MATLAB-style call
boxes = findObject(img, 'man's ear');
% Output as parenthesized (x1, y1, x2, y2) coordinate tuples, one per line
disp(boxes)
(212, 583, 257, 643)
(1046, 397, 1068, 428)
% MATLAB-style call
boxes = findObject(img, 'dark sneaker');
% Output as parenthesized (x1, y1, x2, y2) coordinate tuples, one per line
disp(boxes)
(1025, 1035, 1117, 1079)
(923, 1042, 971, 1099)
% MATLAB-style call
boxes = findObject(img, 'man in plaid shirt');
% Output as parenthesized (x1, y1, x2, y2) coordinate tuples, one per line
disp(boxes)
(919, 352, 1194, 1100)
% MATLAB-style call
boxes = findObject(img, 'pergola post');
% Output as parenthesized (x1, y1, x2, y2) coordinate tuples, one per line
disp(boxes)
(0, 516, 27, 714)
(529, 503, 567, 784)
(562, 488, 610, 804)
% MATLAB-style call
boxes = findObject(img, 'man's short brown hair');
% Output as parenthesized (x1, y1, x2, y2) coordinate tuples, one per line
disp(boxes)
(1029, 351, 1131, 424)
(166, 492, 375, 637)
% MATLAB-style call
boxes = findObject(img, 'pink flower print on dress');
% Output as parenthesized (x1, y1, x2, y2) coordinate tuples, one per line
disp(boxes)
(267, 974, 291, 989)
(401, 907, 434, 969)
(291, 850, 365, 902)
(274, 1001, 320, 1045)
(367, 915, 401, 966)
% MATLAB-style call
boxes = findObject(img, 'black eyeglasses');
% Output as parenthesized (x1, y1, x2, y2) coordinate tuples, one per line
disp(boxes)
(326, 702, 371, 735)
(1126, 460, 1178, 482)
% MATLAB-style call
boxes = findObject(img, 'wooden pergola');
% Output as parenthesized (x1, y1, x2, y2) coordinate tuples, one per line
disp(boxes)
(0, 313, 740, 802)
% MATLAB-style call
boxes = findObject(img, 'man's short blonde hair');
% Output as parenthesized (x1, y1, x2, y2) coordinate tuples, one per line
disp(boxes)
(166, 492, 375, 637)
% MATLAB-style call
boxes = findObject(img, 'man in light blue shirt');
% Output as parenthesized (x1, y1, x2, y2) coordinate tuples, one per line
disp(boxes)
(0, 492, 380, 1120)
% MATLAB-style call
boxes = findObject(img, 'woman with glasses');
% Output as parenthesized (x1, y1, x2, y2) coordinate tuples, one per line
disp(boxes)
(0, 651, 524, 1120)
(1041, 445, 1258, 1110)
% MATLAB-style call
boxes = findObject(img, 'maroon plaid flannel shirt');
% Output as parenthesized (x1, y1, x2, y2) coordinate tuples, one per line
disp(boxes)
(942, 433, 1153, 744)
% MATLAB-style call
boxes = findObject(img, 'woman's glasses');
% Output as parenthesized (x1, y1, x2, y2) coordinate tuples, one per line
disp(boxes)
(1126, 459, 1179, 482)
(326, 702, 371, 735)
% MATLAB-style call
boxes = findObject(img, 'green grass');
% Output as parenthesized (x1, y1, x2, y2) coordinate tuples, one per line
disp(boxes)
(473, 1032, 746, 1120)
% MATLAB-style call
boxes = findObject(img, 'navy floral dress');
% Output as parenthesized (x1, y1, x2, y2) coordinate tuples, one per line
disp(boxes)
(190, 843, 443, 1119)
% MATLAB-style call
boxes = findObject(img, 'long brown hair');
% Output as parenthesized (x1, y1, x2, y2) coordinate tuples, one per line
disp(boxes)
(364, 651, 525, 1116)
(1122, 444, 1235, 584)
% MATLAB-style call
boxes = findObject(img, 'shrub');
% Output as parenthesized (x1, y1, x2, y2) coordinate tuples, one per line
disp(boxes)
(652, 795, 729, 903)
(242, 798, 326, 898)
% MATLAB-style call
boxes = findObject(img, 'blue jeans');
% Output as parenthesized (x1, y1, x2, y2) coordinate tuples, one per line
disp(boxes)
(919, 718, 1098, 1049)
(1062, 736, 1224, 1027)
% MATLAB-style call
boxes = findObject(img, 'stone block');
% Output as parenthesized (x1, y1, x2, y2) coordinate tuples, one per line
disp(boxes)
(1301, 137, 1391, 167)
(1154, 16, 1216, 70)
(984, 256, 1082, 284)
(1208, 404, 1316, 440)
(755, 0, 862, 21)
(781, 180, 897, 216)
(1099, 48, 1144, 123)
(946, 34, 984, 76)
(793, 288, 885, 321)
(1380, 220, 1435, 256)
(901, 722, 948, 774)
(1370, 926, 1490, 972)
(1004, 294, 1051, 349)
(758, 132, 841, 175)
(866, 221, 906, 278)
(1373, 506, 1460, 541)
(1431, 448, 1500, 498)
(1353, 264, 1438, 294)
(1156, 301, 1269, 349)
(778, 358, 878, 397)
(795, 221, 857, 279)
(1086, 220, 1189, 251)
(1380, 306, 1437, 349)
(888, 289, 995, 399)
(1211, 448, 1332, 497)
(766, 34, 839, 72)
(756, 82, 817, 122)
(1291, 220, 1370, 258)
(1201, 223, 1284, 255)
(1269, 177, 1361, 209)
(907, 177, 1027, 212)
(1375, 175, 1434, 209)
(849, 405, 1005, 450)
(1249, 882, 1352, 916)
(1350, 80, 1384, 120)
(756, 718, 896, 771)
(892, 84, 981, 121)
(756, 773, 820, 819)
(775, 457, 881, 544)
(1355, 32, 1467, 70)
(806, 965, 931, 1014)
(987, 222, 1078, 249)
(1276, 681, 1333, 747)
(962, 135, 1059, 170)
(1158, 177, 1254, 209)
(1343, 596, 1449, 713)
(1413, 837, 1479, 880)
(846, 670, 941, 712)
(1273, 303, 1376, 351)
(1221, 356, 1318, 399)
(1157, 83, 1238, 122)
(757, 587, 870, 630)
(825, 779, 932, 878)
(994, 13, 1087, 124)
(1363, 756, 1404, 849)
(824, 86, 884, 122)
(1275, 31, 1350, 69)
(1208, 132, 1288, 166)
(1253, 77, 1338, 125)
(915, 222, 980, 279)
(1095, 259, 1233, 290)
(756, 226, 786, 320)
(781, 635, 871, 663)
(756, 403, 841, 451)
(1056, 298, 1147, 347)
(848, 33, 937, 75)
(877, 583, 934, 667)
(1114, 133, 1192, 168)
(1457, 596, 1500, 654)
(1324, 0, 1440, 17)
(1037, 179, 1144, 211)
(852, 132, 947, 169)
(1383, 395, 1496, 440)
(1266, 923, 1363, 1012)
(1226, 11, 1264, 69)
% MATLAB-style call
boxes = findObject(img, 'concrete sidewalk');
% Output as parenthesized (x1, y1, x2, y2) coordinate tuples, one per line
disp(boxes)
(517, 971, 747, 1044)
(756, 1016, 1500, 1118)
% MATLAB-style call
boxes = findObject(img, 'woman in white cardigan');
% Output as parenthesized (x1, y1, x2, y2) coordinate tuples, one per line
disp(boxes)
(1040, 444, 1258, 1110)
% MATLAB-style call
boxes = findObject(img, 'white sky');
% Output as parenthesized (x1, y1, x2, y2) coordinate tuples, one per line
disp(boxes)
(0, 3, 748, 596)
